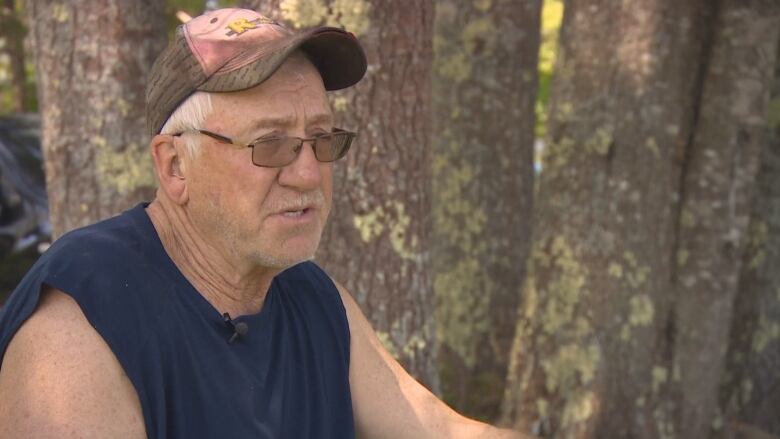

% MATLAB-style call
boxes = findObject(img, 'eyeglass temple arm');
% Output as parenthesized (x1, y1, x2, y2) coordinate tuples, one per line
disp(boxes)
(197, 129, 246, 148)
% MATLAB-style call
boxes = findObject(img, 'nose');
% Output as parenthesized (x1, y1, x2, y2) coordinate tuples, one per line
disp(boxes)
(277, 140, 324, 190)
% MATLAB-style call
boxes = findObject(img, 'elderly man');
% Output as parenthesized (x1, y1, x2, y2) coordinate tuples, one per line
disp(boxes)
(0, 8, 526, 439)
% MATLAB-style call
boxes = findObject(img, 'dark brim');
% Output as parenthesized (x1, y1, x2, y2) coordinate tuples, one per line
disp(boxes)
(198, 27, 367, 93)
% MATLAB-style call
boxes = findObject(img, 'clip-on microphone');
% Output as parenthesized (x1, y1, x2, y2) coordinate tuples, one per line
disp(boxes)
(223, 312, 249, 344)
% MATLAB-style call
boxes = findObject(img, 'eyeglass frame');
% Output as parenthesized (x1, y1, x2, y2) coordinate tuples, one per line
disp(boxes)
(172, 127, 357, 168)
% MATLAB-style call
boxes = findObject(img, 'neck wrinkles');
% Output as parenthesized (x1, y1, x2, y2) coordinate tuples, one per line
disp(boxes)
(145, 198, 276, 317)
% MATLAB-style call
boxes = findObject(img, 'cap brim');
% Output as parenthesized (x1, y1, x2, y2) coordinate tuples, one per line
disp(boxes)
(198, 27, 367, 93)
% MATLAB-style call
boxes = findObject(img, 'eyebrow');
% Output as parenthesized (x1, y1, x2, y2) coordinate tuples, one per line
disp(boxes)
(244, 113, 333, 136)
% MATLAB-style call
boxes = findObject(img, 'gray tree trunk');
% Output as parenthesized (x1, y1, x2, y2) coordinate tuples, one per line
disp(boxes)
(240, 0, 440, 390)
(27, 0, 166, 237)
(719, 38, 780, 439)
(432, 0, 540, 422)
(501, 0, 780, 438)
(671, 2, 780, 438)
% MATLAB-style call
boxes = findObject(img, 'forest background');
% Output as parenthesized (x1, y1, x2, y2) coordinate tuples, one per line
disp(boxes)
(1, 0, 779, 438)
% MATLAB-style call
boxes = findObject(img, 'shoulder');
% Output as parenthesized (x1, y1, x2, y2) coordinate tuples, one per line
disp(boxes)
(45, 206, 146, 267)
(0, 287, 146, 438)
(277, 261, 345, 306)
(1, 205, 168, 370)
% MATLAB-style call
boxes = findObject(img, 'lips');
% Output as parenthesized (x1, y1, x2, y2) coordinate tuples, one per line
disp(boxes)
(281, 208, 308, 217)
(275, 203, 316, 215)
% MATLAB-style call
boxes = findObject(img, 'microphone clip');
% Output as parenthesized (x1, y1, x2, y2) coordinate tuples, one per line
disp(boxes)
(223, 312, 249, 344)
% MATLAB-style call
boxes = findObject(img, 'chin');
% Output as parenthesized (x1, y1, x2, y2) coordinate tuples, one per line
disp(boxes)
(251, 236, 321, 270)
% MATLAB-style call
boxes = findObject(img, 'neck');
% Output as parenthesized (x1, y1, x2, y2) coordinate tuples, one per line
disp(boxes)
(145, 197, 279, 317)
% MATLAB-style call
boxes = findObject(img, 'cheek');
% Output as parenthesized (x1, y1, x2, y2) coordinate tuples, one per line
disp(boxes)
(321, 164, 334, 201)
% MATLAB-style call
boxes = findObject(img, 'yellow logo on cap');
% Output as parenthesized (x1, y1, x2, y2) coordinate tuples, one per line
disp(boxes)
(225, 16, 276, 36)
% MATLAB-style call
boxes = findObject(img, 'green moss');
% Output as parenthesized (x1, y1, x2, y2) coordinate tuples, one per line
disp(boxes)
(352, 205, 385, 243)
(280, 0, 371, 35)
(473, 0, 492, 11)
(540, 237, 587, 334)
(375, 330, 399, 359)
(608, 262, 623, 278)
(536, 398, 549, 418)
(52, 3, 70, 22)
(584, 127, 613, 156)
(94, 138, 155, 195)
(461, 17, 496, 56)
(433, 148, 492, 367)
(435, 50, 472, 83)
(331, 96, 349, 112)
(328, 0, 371, 36)
(677, 249, 689, 267)
(680, 209, 696, 228)
(751, 315, 780, 353)
(561, 390, 596, 427)
(542, 343, 600, 392)
(387, 201, 418, 261)
(746, 221, 768, 269)
(280, 0, 328, 28)
(628, 294, 654, 327)
(651, 366, 668, 393)
(542, 136, 575, 170)
(623, 251, 650, 289)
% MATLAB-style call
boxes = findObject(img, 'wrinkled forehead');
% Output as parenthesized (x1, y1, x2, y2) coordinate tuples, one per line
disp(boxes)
(207, 54, 332, 130)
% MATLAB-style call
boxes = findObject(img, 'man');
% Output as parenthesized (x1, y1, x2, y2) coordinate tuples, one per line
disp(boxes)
(0, 8, 527, 438)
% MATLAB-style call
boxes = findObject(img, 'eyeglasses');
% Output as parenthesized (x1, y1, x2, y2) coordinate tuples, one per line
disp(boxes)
(175, 128, 356, 168)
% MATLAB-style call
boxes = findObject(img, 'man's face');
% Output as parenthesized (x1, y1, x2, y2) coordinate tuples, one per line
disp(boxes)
(183, 54, 334, 270)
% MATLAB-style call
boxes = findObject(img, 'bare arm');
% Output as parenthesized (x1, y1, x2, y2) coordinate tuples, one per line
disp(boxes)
(0, 287, 146, 439)
(334, 281, 531, 439)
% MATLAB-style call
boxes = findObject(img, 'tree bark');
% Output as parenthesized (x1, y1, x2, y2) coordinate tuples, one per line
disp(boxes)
(719, 36, 780, 438)
(502, 0, 780, 438)
(240, 0, 439, 390)
(671, 2, 780, 438)
(27, 0, 166, 237)
(432, 0, 540, 422)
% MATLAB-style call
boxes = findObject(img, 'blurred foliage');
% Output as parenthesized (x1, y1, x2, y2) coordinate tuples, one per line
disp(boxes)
(536, 0, 563, 140)
(0, 0, 36, 114)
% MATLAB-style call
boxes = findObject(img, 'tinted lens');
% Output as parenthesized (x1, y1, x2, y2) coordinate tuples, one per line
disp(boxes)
(315, 132, 352, 162)
(252, 138, 299, 167)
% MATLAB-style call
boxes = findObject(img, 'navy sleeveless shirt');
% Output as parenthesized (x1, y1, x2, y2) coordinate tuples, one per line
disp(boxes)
(0, 203, 354, 438)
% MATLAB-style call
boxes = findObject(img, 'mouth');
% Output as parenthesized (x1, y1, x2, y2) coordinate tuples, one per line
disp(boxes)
(281, 207, 311, 218)
(271, 205, 318, 222)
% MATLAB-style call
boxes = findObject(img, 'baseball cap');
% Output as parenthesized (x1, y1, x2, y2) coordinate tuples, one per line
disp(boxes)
(146, 8, 367, 136)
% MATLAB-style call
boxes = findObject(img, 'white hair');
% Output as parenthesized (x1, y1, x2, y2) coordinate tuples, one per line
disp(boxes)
(159, 91, 213, 158)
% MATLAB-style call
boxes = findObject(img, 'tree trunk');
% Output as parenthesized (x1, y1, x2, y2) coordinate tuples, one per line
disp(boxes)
(432, 0, 540, 422)
(719, 37, 780, 438)
(671, 2, 780, 438)
(240, 0, 439, 390)
(27, 1, 166, 237)
(501, 0, 780, 438)
(0, 0, 28, 112)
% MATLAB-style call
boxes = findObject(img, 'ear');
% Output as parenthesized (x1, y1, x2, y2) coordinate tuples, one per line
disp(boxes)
(150, 134, 188, 204)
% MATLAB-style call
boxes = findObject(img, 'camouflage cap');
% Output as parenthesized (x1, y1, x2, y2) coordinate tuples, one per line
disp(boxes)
(146, 8, 367, 136)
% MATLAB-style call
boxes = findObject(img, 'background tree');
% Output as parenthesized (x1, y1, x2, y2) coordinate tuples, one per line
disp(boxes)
(502, 0, 780, 438)
(240, 0, 439, 389)
(720, 41, 780, 437)
(432, 0, 540, 421)
(27, 0, 166, 238)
